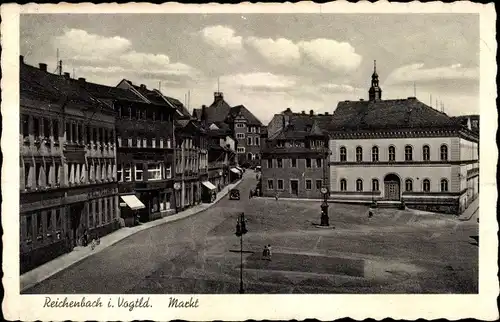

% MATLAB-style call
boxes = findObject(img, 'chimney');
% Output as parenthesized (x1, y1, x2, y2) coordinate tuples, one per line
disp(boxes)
(20, 55, 24, 64)
(301, 110, 305, 115)
(64, 72, 71, 79)
(325, 112, 329, 115)
(360, 98, 364, 101)
(140, 84, 146, 89)
(309, 110, 314, 116)
(78, 77, 86, 86)
(39, 63, 47, 72)
(408, 96, 416, 100)
(214, 91, 223, 102)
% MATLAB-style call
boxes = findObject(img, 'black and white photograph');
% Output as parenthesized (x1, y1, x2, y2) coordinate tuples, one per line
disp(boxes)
(2, 2, 498, 321)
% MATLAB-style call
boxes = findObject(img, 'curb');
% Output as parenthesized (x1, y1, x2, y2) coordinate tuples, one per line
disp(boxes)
(20, 177, 245, 292)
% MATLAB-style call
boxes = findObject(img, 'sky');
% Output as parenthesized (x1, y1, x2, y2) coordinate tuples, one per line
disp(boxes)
(20, 14, 479, 124)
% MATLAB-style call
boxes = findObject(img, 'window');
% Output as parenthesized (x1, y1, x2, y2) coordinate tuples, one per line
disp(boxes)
(35, 163, 42, 187)
(356, 146, 363, 162)
(236, 123, 245, 128)
(440, 144, 448, 161)
(423, 145, 430, 161)
(277, 158, 283, 168)
(267, 159, 273, 168)
(236, 133, 245, 139)
(148, 164, 162, 181)
(405, 179, 413, 192)
(22, 115, 29, 137)
(316, 180, 322, 190)
(277, 179, 284, 190)
(290, 159, 297, 168)
(36, 212, 43, 239)
(340, 179, 347, 191)
(372, 146, 379, 162)
(24, 163, 30, 188)
(45, 163, 51, 187)
(372, 179, 379, 191)
(164, 165, 172, 179)
(46, 211, 53, 233)
(340, 146, 347, 162)
(356, 179, 363, 192)
(124, 165, 132, 182)
(72, 123, 77, 142)
(440, 179, 449, 192)
(267, 179, 274, 190)
(405, 145, 413, 161)
(316, 158, 322, 168)
(117, 164, 123, 182)
(237, 147, 245, 153)
(306, 179, 312, 190)
(143, 138, 147, 147)
(137, 137, 142, 148)
(53, 120, 59, 140)
(247, 137, 252, 145)
(423, 179, 430, 192)
(306, 158, 312, 168)
(255, 137, 260, 146)
(388, 146, 396, 161)
(25, 215, 33, 241)
(43, 118, 51, 138)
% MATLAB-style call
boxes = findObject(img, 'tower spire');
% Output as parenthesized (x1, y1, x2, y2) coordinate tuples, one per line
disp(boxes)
(368, 59, 382, 101)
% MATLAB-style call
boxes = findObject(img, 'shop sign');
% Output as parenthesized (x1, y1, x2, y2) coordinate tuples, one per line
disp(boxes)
(87, 188, 117, 199)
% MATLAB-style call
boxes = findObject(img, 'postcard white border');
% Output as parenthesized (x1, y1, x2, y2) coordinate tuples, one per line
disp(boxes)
(2, 2, 498, 321)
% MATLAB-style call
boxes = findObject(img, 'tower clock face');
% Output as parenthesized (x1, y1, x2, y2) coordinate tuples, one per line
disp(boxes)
(320, 187, 328, 194)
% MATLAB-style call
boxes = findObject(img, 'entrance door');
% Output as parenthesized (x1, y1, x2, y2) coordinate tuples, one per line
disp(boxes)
(383, 173, 401, 201)
(290, 180, 299, 197)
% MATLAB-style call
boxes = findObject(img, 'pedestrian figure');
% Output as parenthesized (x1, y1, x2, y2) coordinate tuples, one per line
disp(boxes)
(82, 229, 89, 247)
(90, 238, 96, 250)
(275, 192, 279, 201)
(267, 244, 272, 261)
(96, 236, 100, 245)
(368, 209, 373, 218)
(262, 245, 269, 260)
(249, 189, 253, 199)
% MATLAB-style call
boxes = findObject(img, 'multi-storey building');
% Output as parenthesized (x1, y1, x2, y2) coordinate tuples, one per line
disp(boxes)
(327, 63, 479, 214)
(20, 58, 119, 273)
(194, 91, 263, 167)
(80, 80, 176, 225)
(261, 109, 330, 199)
(174, 119, 209, 207)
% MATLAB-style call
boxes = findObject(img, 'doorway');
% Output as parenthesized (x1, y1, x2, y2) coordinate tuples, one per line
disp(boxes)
(383, 173, 401, 200)
(290, 180, 299, 197)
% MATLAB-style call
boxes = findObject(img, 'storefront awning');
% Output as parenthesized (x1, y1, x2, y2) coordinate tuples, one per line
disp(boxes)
(236, 166, 243, 172)
(202, 181, 217, 190)
(120, 195, 146, 210)
(230, 168, 241, 174)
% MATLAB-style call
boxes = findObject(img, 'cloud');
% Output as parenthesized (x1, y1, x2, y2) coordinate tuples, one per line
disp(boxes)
(54, 28, 131, 59)
(385, 63, 479, 85)
(319, 83, 362, 93)
(200, 25, 243, 51)
(53, 29, 198, 84)
(298, 38, 362, 73)
(246, 36, 301, 66)
(221, 72, 297, 92)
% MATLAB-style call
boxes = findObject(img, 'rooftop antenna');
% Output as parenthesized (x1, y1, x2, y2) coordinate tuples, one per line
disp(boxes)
(374, 59, 376, 73)
(217, 77, 220, 92)
(436, 98, 438, 110)
(158, 81, 161, 92)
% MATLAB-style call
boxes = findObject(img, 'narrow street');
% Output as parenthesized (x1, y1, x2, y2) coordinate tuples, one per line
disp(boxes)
(25, 171, 478, 294)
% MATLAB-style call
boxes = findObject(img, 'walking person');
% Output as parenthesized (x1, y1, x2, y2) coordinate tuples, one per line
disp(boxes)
(275, 192, 279, 201)
(267, 244, 272, 261)
(249, 189, 253, 199)
(262, 245, 269, 260)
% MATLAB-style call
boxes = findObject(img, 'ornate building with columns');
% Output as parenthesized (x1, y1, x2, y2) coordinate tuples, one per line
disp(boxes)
(327, 63, 479, 214)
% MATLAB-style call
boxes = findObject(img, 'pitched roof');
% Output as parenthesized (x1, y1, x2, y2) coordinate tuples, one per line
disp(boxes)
(20, 63, 108, 109)
(78, 81, 148, 103)
(327, 98, 459, 132)
(205, 97, 233, 124)
(229, 105, 262, 125)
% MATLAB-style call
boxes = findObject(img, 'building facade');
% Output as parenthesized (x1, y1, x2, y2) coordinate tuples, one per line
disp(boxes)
(327, 64, 479, 214)
(261, 110, 330, 199)
(194, 92, 263, 167)
(20, 58, 119, 273)
(82, 80, 177, 226)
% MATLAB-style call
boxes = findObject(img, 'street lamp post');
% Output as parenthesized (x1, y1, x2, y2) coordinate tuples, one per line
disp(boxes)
(320, 146, 330, 226)
(235, 212, 248, 293)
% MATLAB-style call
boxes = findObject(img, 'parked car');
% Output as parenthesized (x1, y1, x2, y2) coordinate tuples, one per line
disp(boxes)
(229, 189, 241, 200)
(255, 166, 262, 172)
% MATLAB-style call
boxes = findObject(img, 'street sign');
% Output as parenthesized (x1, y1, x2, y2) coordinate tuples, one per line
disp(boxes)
(174, 183, 181, 190)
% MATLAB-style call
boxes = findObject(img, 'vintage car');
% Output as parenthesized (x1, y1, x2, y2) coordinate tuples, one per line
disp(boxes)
(229, 189, 241, 200)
